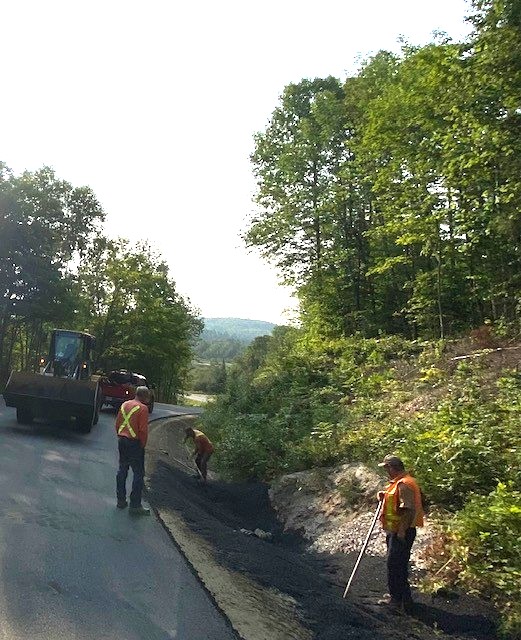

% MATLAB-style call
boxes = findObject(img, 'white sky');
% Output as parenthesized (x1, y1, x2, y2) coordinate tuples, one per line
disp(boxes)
(1, 0, 472, 324)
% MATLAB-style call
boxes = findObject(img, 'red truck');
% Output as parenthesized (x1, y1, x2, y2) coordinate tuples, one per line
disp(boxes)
(100, 370, 154, 413)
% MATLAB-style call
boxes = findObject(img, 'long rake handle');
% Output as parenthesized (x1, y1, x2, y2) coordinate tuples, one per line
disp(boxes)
(342, 500, 382, 598)
(169, 455, 198, 473)
(148, 446, 203, 478)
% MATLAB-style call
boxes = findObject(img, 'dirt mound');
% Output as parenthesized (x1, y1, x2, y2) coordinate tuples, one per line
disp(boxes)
(269, 464, 437, 569)
(145, 416, 498, 640)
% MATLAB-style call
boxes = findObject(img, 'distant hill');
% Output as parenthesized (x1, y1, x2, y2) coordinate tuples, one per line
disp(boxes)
(193, 318, 277, 362)
(202, 318, 276, 343)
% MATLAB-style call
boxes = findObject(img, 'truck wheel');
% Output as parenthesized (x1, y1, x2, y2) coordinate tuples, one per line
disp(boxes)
(92, 395, 101, 425)
(92, 386, 102, 426)
(77, 415, 93, 433)
(16, 407, 33, 424)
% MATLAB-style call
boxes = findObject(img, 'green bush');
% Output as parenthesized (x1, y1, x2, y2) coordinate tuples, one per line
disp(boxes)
(189, 361, 227, 394)
(362, 369, 521, 509)
(450, 483, 521, 639)
(213, 415, 274, 480)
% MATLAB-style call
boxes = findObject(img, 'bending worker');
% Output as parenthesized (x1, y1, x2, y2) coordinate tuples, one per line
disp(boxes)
(115, 386, 151, 516)
(377, 454, 424, 612)
(184, 427, 214, 483)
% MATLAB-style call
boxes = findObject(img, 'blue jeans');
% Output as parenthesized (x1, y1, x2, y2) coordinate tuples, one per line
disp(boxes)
(116, 437, 145, 507)
(386, 528, 416, 603)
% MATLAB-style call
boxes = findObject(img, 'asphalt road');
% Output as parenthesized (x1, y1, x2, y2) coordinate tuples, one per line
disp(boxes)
(0, 398, 234, 640)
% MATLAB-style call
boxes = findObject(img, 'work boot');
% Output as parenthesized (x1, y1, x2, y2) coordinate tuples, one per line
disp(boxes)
(117, 499, 128, 509)
(129, 506, 151, 516)
(376, 595, 404, 613)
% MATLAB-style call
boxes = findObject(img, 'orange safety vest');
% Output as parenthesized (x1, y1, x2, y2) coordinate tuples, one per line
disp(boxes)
(117, 403, 141, 439)
(380, 473, 424, 532)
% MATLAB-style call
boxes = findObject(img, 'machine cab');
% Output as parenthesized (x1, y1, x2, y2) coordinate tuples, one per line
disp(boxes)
(40, 330, 96, 380)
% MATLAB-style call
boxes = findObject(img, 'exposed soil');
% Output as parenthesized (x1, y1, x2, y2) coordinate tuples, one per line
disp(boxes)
(268, 465, 438, 569)
(145, 416, 499, 640)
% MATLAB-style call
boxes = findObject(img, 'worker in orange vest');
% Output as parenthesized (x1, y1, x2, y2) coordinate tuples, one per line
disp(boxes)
(115, 386, 151, 516)
(184, 427, 214, 483)
(377, 454, 424, 612)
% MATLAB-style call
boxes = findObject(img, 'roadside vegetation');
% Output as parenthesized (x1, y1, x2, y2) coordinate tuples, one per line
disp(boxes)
(202, 328, 521, 637)
(188, 361, 227, 395)
(202, 1, 521, 635)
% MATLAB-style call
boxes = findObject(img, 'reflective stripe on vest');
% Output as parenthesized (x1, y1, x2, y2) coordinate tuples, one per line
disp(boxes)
(382, 480, 402, 532)
(380, 474, 424, 532)
(118, 404, 141, 438)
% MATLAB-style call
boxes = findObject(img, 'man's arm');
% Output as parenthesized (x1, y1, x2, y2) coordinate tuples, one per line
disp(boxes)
(397, 483, 416, 539)
(192, 437, 202, 456)
(115, 409, 123, 435)
(138, 406, 149, 448)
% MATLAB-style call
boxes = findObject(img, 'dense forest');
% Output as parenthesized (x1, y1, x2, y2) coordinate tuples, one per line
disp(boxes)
(189, 319, 276, 393)
(245, 3, 521, 340)
(201, 1, 521, 636)
(202, 318, 276, 341)
(0, 163, 202, 401)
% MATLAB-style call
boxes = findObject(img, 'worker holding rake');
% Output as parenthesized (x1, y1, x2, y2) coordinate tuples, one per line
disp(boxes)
(184, 427, 214, 483)
(376, 454, 424, 612)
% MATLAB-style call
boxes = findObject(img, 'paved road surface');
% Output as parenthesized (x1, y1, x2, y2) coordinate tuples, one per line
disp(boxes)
(0, 399, 234, 640)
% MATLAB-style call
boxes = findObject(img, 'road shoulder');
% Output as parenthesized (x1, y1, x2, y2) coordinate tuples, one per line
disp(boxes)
(146, 416, 313, 640)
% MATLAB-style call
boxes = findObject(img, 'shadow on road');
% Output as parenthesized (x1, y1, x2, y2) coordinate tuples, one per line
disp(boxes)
(3, 422, 98, 444)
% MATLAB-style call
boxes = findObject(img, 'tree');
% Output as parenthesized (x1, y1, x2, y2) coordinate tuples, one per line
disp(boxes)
(247, 60, 400, 337)
(0, 164, 104, 378)
(247, 77, 346, 286)
(76, 239, 202, 401)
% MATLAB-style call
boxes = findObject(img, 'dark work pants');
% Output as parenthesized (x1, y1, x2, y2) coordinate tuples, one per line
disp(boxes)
(386, 528, 416, 603)
(195, 452, 212, 480)
(116, 436, 145, 507)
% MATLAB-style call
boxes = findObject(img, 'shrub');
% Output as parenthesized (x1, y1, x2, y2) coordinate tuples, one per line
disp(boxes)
(370, 369, 521, 509)
(449, 483, 521, 639)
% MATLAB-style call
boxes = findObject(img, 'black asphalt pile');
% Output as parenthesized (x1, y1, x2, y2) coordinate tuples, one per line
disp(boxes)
(146, 416, 498, 640)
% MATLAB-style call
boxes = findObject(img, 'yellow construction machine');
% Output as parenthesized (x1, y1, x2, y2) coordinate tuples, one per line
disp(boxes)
(3, 329, 101, 433)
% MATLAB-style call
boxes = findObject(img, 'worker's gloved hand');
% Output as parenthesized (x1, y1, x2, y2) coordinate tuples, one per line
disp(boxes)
(377, 491, 385, 502)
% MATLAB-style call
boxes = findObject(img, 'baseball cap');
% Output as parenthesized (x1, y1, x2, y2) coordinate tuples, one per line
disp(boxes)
(377, 454, 404, 468)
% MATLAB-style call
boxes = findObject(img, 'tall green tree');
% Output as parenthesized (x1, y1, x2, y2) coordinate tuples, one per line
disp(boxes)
(247, 78, 346, 283)
(0, 164, 104, 378)
(76, 239, 202, 401)
(359, 42, 472, 337)
(456, 0, 521, 322)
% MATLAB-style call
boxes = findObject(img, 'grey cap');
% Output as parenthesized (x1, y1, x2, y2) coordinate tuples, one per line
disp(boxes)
(377, 454, 404, 468)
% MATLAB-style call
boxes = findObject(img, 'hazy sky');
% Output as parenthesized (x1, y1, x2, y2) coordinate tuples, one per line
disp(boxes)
(1, 0, 472, 324)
